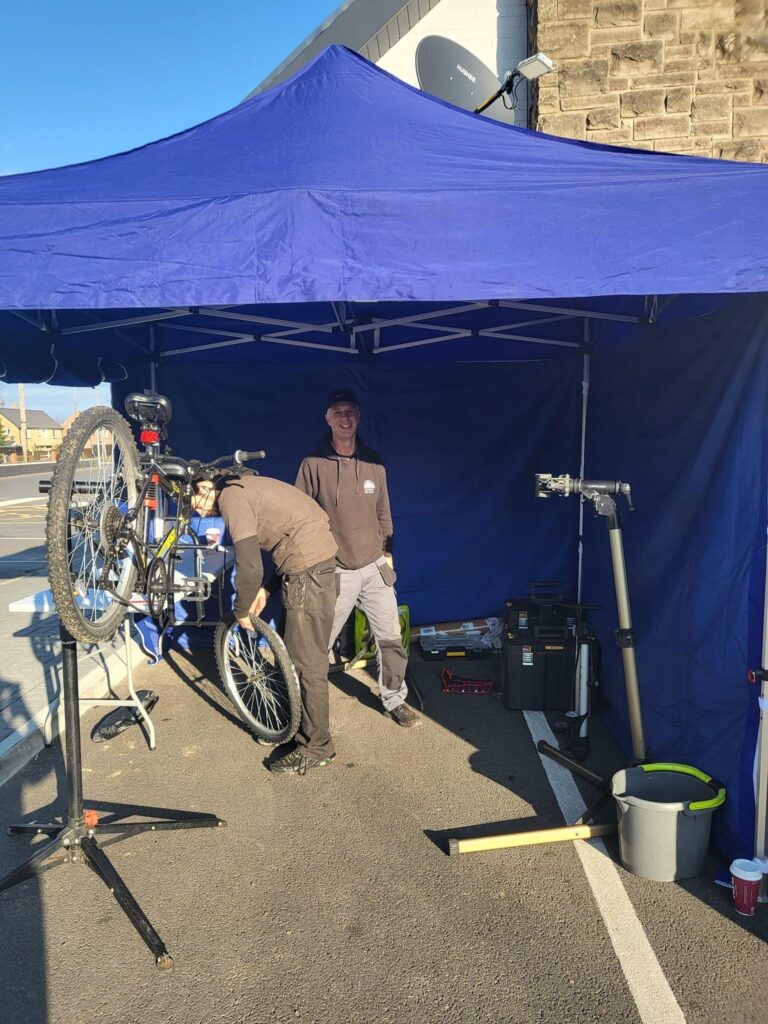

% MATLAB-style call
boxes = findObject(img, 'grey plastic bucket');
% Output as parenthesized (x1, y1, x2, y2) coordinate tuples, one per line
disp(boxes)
(611, 763, 726, 882)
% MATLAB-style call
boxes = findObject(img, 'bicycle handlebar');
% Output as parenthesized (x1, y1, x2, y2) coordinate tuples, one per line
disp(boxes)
(234, 450, 266, 464)
(188, 449, 266, 480)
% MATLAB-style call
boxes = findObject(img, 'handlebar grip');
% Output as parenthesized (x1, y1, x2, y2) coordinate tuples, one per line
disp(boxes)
(236, 450, 266, 462)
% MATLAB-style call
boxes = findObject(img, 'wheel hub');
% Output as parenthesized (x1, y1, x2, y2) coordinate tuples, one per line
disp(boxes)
(100, 504, 125, 549)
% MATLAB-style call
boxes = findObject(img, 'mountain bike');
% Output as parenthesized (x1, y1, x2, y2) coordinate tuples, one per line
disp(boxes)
(45, 392, 301, 744)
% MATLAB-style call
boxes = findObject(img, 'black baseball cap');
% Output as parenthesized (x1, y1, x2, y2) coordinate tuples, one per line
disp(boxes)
(326, 388, 359, 409)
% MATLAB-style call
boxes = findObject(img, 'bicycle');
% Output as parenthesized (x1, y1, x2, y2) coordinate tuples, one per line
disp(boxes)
(45, 392, 301, 745)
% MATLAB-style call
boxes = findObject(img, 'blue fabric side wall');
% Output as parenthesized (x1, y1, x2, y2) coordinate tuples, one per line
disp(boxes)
(115, 359, 582, 625)
(584, 295, 768, 861)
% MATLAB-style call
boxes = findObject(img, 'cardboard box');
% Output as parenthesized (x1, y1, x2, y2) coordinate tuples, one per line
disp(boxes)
(410, 617, 499, 640)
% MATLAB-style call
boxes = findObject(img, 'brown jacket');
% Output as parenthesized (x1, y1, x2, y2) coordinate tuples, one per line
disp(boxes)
(217, 473, 337, 618)
(295, 437, 393, 570)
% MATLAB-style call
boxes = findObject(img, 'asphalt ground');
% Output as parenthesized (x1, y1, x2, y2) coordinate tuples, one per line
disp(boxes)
(0, 472, 49, 578)
(0, 645, 765, 1024)
(0, 473, 134, 778)
(0, 474, 55, 752)
(0, 470, 52, 588)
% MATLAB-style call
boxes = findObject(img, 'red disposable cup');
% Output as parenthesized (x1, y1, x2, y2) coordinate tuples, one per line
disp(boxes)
(730, 859, 762, 916)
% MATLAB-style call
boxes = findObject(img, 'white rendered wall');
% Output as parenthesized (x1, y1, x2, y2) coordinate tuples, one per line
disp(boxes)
(376, 0, 529, 126)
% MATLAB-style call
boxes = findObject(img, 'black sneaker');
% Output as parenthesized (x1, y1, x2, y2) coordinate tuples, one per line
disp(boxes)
(388, 703, 423, 728)
(270, 747, 336, 775)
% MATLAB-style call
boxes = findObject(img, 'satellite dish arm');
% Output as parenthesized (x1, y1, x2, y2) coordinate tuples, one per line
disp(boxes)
(474, 72, 515, 114)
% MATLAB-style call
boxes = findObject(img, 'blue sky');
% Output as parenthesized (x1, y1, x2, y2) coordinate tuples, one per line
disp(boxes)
(1, 0, 334, 421)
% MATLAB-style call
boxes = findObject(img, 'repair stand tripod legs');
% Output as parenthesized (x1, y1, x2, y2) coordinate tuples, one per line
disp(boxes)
(0, 624, 226, 969)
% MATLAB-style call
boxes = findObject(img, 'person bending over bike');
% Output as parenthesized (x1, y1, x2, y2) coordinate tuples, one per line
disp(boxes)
(194, 472, 338, 776)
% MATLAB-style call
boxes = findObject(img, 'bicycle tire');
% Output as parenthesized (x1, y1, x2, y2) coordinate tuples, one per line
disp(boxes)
(214, 614, 301, 744)
(46, 406, 142, 643)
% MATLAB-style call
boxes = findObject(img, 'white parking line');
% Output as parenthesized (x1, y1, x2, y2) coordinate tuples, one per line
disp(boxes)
(0, 496, 45, 508)
(524, 711, 686, 1024)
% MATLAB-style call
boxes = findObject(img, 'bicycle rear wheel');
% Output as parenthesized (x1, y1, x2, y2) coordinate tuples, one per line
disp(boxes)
(46, 406, 142, 643)
(214, 614, 301, 745)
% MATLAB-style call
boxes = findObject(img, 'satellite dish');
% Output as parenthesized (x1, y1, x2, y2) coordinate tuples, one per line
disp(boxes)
(415, 36, 517, 125)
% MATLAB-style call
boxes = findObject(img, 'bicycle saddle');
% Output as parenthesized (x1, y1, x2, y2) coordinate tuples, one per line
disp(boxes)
(125, 392, 173, 428)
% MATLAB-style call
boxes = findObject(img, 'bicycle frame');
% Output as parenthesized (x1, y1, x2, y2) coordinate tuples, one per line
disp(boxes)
(100, 397, 262, 627)
(117, 452, 227, 628)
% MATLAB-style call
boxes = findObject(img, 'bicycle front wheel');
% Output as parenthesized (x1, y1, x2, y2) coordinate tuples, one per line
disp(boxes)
(46, 406, 142, 643)
(215, 614, 301, 744)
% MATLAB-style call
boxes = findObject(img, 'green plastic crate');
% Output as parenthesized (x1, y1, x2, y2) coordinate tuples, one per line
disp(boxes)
(353, 605, 411, 660)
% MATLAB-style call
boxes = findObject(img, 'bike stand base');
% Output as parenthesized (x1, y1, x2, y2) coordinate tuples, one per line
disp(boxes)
(1, 806, 226, 968)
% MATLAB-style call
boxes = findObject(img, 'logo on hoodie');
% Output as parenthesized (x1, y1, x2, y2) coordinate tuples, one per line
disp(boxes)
(363, 479, 376, 495)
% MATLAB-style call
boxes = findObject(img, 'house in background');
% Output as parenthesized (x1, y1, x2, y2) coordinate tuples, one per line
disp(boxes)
(250, 0, 768, 161)
(0, 408, 63, 461)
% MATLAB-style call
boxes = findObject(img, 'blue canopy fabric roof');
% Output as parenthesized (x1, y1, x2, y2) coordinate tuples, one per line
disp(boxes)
(1, 43, 767, 319)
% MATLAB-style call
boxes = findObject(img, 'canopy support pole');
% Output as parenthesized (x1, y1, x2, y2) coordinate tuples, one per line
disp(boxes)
(577, 320, 591, 603)
(754, 507, 768, 898)
(149, 326, 157, 393)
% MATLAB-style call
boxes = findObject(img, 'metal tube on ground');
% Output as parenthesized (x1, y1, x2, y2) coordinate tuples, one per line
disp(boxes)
(536, 740, 606, 787)
(448, 822, 616, 855)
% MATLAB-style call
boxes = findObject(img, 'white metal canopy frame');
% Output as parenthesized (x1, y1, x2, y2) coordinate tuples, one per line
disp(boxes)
(7, 296, 655, 360)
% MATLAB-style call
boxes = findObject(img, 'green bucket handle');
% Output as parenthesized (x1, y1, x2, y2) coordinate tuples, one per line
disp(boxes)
(639, 762, 726, 813)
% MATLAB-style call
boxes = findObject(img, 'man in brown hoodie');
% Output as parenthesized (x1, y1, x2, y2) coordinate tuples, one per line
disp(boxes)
(194, 473, 339, 774)
(295, 389, 420, 728)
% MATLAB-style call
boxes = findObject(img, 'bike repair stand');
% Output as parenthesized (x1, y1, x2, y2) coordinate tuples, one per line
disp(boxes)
(538, 485, 647, 769)
(449, 480, 647, 856)
(0, 624, 226, 968)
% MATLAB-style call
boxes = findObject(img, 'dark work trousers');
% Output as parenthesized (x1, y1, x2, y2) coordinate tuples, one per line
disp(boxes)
(282, 556, 337, 758)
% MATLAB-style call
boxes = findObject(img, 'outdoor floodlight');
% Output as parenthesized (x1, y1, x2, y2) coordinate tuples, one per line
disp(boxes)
(474, 52, 554, 114)
(514, 52, 554, 81)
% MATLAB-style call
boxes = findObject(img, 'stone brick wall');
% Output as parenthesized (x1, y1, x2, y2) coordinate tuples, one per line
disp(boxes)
(531, 0, 768, 160)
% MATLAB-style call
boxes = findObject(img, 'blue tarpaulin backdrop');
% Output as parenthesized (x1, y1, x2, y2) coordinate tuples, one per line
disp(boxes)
(1, 45, 767, 864)
(583, 295, 768, 862)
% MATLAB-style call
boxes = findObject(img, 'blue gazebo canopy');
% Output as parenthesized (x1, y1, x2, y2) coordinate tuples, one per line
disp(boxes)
(0, 45, 766, 867)
(0, 44, 766, 314)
